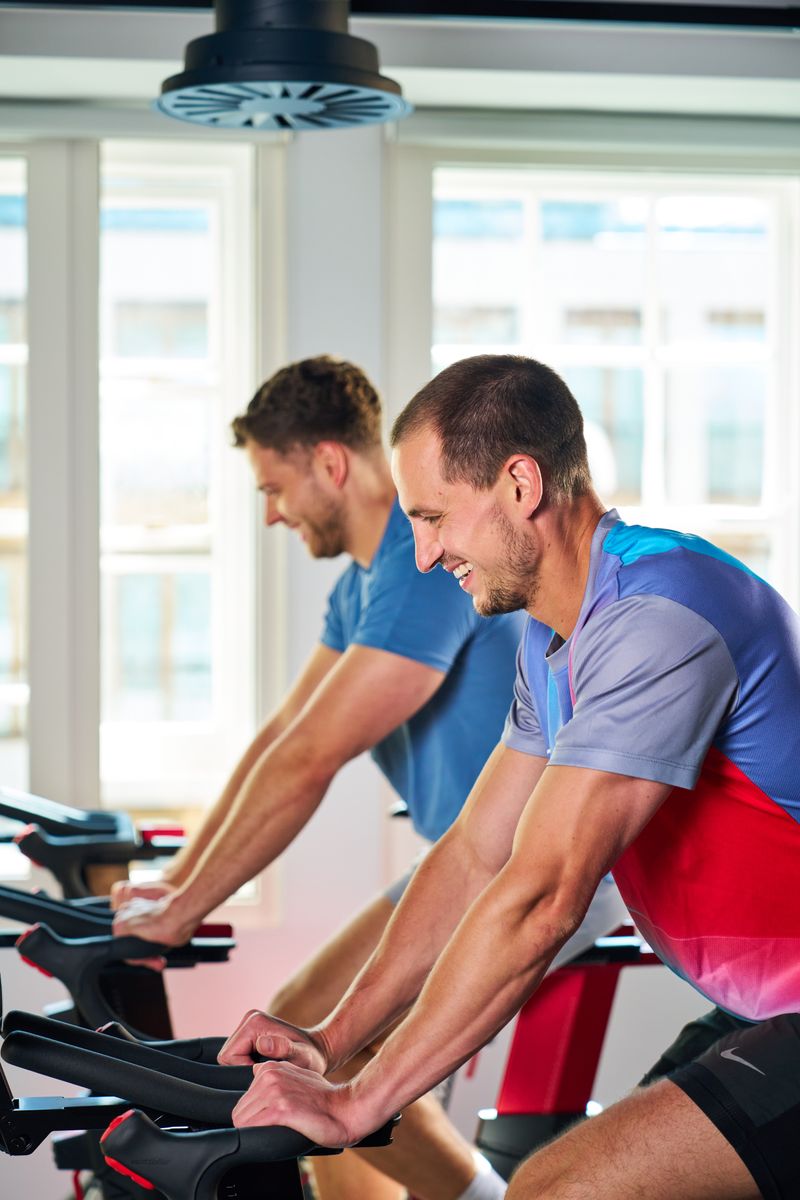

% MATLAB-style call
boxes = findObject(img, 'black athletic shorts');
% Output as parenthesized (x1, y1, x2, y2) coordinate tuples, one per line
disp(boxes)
(641, 1008, 800, 1200)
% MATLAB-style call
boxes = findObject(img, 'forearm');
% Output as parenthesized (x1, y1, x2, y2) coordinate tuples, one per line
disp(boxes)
(317, 828, 495, 1072)
(164, 712, 290, 887)
(349, 871, 581, 1128)
(172, 733, 334, 924)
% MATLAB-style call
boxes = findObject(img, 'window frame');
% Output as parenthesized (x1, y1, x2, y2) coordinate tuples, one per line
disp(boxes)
(387, 144, 800, 606)
(0, 135, 288, 823)
(98, 140, 258, 808)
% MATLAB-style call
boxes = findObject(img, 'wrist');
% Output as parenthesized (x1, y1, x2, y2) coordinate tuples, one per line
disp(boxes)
(310, 1022, 337, 1072)
(166, 886, 206, 932)
(341, 1073, 396, 1144)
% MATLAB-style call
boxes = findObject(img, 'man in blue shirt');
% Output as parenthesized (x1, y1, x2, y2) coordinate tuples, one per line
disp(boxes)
(113, 356, 623, 1200)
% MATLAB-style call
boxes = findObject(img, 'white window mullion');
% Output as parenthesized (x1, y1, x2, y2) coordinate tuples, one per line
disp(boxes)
(26, 139, 100, 807)
(386, 144, 436, 422)
(253, 142, 289, 721)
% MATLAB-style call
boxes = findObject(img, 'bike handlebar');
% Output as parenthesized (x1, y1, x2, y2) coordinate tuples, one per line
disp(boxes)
(15, 923, 234, 1036)
(0, 885, 111, 939)
(1, 1011, 252, 1091)
(0, 787, 123, 838)
(101, 1108, 320, 1200)
(2, 1030, 240, 1126)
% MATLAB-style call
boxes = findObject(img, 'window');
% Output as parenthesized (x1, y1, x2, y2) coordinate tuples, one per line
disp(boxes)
(431, 169, 794, 594)
(99, 143, 257, 807)
(0, 161, 28, 793)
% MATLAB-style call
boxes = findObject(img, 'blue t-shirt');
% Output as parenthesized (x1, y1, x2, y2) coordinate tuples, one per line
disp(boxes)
(322, 499, 524, 841)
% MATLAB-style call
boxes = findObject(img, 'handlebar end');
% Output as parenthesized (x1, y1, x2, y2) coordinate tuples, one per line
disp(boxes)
(101, 1111, 157, 1192)
(15, 924, 54, 979)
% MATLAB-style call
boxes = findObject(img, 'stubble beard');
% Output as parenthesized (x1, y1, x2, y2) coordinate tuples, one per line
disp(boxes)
(474, 508, 540, 617)
(305, 494, 348, 559)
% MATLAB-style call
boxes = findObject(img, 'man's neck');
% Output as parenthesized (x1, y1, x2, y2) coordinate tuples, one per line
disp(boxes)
(344, 453, 397, 568)
(526, 495, 607, 640)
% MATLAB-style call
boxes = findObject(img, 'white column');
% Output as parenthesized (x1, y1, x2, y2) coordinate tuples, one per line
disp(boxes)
(26, 140, 100, 807)
(285, 125, 386, 387)
(276, 126, 391, 922)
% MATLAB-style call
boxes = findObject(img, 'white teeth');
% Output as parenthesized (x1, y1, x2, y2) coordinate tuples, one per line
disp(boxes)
(453, 562, 474, 581)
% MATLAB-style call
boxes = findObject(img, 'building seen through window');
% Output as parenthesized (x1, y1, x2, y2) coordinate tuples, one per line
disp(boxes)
(432, 170, 779, 587)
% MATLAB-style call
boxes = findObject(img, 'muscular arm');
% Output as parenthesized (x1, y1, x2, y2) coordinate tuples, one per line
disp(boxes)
(345, 765, 671, 1130)
(113, 644, 446, 943)
(318, 744, 547, 1068)
(231, 763, 671, 1143)
(164, 644, 341, 888)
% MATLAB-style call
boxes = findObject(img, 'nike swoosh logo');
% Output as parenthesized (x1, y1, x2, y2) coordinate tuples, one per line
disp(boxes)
(720, 1047, 766, 1076)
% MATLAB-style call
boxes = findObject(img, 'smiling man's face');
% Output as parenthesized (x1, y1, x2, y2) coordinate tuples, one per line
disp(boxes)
(392, 429, 540, 617)
(246, 441, 347, 559)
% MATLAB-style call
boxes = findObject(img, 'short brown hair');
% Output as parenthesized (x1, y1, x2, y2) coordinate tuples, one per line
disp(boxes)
(391, 355, 591, 501)
(232, 356, 382, 453)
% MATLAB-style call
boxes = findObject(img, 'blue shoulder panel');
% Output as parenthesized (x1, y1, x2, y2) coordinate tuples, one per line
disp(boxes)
(604, 523, 761, 582)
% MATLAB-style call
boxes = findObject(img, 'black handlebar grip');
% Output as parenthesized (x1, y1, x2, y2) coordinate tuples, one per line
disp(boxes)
(16, 923, 172, 978)
(0, 884, 111, 938)
(96, 1021, 228, 1064)
(0, 1013, 252, 1091)
(101, 1109, 319, 1200)
(1, 1031, 241, 1126)
(0, 787, 121, 837)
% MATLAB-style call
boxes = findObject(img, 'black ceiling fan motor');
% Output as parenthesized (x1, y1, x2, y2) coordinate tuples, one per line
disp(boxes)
(158, 0, 412, 130)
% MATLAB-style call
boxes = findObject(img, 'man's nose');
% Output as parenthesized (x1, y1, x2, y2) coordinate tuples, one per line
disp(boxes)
(413, 526, 443, 574)
(264, 496, 284, 527)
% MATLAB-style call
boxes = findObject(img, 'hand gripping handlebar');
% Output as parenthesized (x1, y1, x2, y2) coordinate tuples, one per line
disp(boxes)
(0, 1013, 399, 1200)
(15, 923, 234, 1037)
(14, 825, 185, 899)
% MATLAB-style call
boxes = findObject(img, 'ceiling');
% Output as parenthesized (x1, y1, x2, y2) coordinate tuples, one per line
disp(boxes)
(1, 0, 799, 25)
(0, 2, 798, 119)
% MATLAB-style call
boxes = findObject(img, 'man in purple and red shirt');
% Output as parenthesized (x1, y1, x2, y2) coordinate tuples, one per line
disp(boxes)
(222, 354, 800, 1200)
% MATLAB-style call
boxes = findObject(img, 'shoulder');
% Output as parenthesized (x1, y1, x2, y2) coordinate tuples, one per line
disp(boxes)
(327, 559, 361, 602)
(574, 593, 737, 689)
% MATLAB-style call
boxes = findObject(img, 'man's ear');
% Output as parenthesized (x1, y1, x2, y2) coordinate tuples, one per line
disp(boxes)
(504, 455, 543, 518)
(313, 441, 349, 489)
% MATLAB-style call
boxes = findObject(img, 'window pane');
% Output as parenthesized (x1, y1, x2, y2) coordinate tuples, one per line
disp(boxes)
(665, 366, 765, 506)
(539, 197, 647, 346)
(104, 570, 212, 722)
(100, 186, 217, 739)
(432, 194, 526, 372)
(100, 377, 212, 529)
(0, 163, 28, 792)
(562, 366, 644, 505)
(656, 196, 770, 344)
(431, 169, 785, 601)
(99, 162, 227, 805)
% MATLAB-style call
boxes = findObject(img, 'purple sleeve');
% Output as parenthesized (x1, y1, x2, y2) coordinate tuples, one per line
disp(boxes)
(501, 634, 548, 757)
(550, 594, 739, 787)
